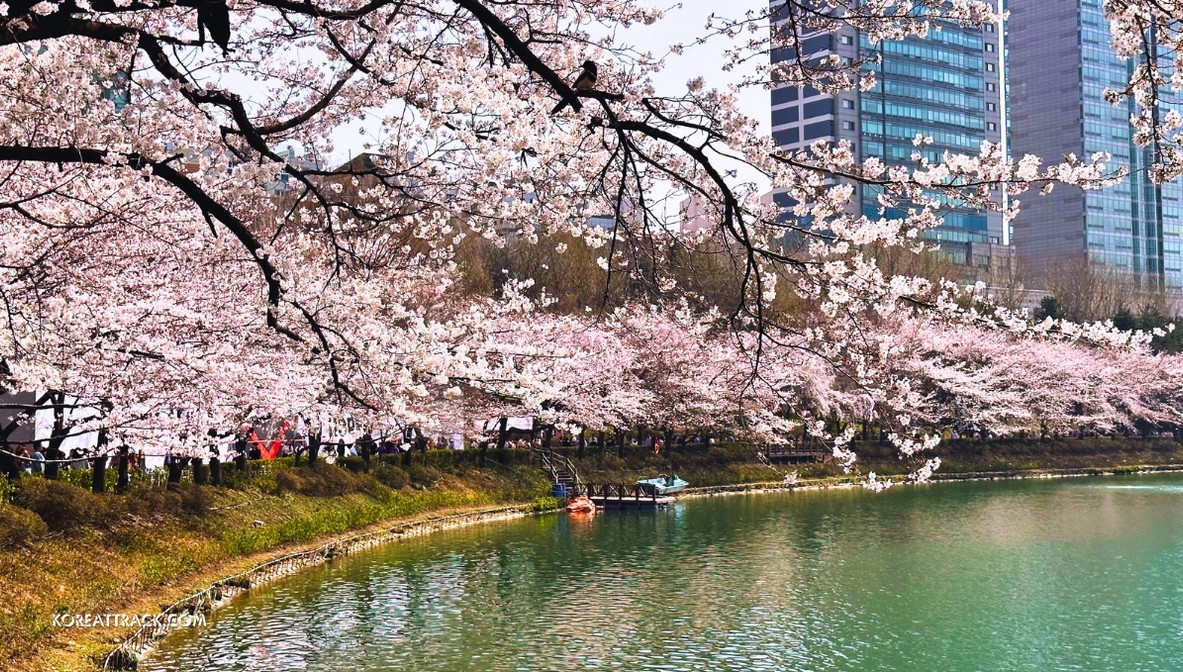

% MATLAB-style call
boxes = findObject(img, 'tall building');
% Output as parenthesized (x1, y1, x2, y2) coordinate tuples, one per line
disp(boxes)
(769, 1, 1007, 266)
(1009, 0, 1183, 289)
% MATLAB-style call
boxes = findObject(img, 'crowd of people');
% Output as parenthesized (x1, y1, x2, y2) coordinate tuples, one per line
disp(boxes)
(3, 424, 725, 478)
(4, 443, 149, 475)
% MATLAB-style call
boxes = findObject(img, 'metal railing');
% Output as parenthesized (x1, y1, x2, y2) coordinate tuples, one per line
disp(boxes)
(536, 448, 582, 494)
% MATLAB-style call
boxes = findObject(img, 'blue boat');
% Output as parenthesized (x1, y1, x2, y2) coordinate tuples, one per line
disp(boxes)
(636, 474, 688, 495)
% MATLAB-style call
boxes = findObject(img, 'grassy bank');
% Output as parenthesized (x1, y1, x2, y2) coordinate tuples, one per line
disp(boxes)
(4, 436, 1183, 670)
(0, 456, 551, 671)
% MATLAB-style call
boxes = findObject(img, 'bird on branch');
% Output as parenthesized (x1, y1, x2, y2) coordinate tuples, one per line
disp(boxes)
(185, 0, 232, 53)
(550, 60, 598, 115)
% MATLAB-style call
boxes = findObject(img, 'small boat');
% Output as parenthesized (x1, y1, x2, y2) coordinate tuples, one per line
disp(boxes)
(565, 495, 597, 513)
(635, 473, 688, 496)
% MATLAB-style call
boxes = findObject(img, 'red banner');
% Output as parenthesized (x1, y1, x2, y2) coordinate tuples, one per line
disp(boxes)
(250, 420, 289, 460)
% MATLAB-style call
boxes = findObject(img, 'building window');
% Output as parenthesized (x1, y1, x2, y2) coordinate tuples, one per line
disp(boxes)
(803, 120, 833, 141)
(803, 99, 834, 118)
(771, 106, 799, 126)
(986, 82, 996, 91)
(842, 120, 855, 130)
(841, 99, 854, 109)
(986, 24, 995, 33)
(840, 35, 853, 45)
(985, 43, 995, 52)
(987, 102, 996, 111)
(987, 122, 997, 131)
(986, 62, 995, 72)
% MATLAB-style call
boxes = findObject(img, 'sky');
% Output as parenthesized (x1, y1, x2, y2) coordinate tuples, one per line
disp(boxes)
(328, 0, 773, 205)
(618, 0, 773, 196)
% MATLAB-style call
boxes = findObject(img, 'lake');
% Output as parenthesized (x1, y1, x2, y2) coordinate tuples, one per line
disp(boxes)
(144, 474, 1183, 671)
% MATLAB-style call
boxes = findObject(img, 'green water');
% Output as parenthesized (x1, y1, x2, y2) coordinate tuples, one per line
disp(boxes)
(144, 475, 1183, 671)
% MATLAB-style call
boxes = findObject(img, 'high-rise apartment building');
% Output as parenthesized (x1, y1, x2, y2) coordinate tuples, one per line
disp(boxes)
(769, 1, 1006, 265)
(1009, 0, 1183, 289)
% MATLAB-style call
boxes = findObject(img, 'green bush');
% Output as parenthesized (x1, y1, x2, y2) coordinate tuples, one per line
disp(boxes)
(406, 464, 441, 488)
(274, 464, 368, 497)
(124, 484, 182, 517)
(532, 496, 560, 512)
(371, 464, 410, 490)
(170, 482, 214, 515)
(335, 456, 367, 473)
(0, 502, 48, 548)
(13, 479, 109, 532)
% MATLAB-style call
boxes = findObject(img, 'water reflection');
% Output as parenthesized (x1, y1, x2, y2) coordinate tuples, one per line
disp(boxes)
(146, 474, 1183, 671)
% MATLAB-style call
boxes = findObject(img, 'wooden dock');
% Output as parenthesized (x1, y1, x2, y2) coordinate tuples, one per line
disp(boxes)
(582, 483, 676, 509)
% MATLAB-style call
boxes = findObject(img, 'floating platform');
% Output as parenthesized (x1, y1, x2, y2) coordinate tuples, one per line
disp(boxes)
(588, 494, 676, 509)
(583, 483, 677, 509)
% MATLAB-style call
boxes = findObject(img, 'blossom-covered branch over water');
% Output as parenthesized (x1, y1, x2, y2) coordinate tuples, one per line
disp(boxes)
(0, 0, 1181, 483)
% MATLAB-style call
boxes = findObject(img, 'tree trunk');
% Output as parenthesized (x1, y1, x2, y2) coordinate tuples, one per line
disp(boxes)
(578, 428, 587, 459)
(192, 460, 208, 485)
(44, 447, 59, 480)
(92, 455, 108, 493)
(1, 445, 18, 481)
(308, 432, 320, 466)
(116, 446, 129, 493)
(543, 425, 554, 450)
(167, 458, 183, 484)
(485, 417, 508, 468)
(209, 455, 222, 486)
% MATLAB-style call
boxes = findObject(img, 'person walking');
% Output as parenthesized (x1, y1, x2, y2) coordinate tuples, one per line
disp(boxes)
(30, 444, 44, 474)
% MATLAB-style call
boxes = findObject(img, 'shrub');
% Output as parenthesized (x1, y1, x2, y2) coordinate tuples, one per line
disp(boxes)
(406, 464, 441, 488)
(13, 479, 109, 532)
(532, 496, 560, 512)
(0, 502, 48, 548)
(371, 464, 410, 490)
(170, 482, 214, 515)
(335, 456, 367, 473)
(274, 465, 368, 497)
(123, 483, 182, 517)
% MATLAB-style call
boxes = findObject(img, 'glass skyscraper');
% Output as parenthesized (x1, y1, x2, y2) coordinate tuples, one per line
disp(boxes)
(1009, 0, 1183, 288)
(769, 1, 1006, 265)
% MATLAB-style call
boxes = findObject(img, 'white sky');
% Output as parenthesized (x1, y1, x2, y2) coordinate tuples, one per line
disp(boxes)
(329, 0, 772, 203)
(618, 0, 773, 200)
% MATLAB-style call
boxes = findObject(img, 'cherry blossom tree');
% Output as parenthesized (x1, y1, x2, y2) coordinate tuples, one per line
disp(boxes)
(0, 0, 1178, 481)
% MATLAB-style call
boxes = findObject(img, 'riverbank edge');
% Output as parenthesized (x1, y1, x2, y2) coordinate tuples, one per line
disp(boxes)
(95, 460, 1183, 670)
(98, 503, 536, 670)
(680, 461, 1183, 498)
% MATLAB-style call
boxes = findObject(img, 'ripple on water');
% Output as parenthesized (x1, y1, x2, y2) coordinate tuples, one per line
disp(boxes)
(144, 475, 1183, 671)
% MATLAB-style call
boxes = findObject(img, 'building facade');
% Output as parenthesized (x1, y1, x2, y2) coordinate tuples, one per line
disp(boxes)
(1009, 0, 1183, 289)
(769, 0, 1006, 265)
